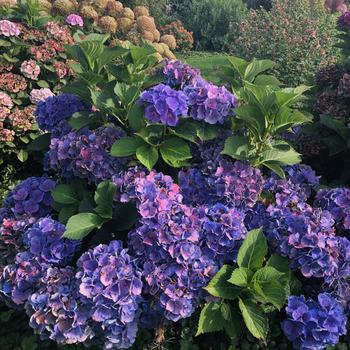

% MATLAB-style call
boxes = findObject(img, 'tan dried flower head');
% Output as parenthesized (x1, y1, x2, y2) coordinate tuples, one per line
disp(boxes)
(152, 42, 164, 54)
(38, 0, 52, 11)
(153, 29, 160, 42)
(99, 16, 118, 33)
(136, 15, 156, 33)
(80, 5, 99, 21)
(106, 0, 123, 17)
(133, 5, 149, 17)
(94, 0, 109, 14)
(52, 0, 76, 14)
(0, 0, 17, 7)
(118, 17, 133, 33)
(122, 7, 135, 20)
(164, 48, 176, 60)
(141, 30, 154, 42)
(160, 34, 176, 50)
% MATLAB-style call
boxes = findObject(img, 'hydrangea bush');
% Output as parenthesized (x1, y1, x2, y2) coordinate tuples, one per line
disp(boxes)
(0, 36, 350, 350)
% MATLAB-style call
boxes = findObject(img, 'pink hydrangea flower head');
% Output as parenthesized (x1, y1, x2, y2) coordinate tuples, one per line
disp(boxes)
(30, 88, 54, 104)
(0, 20, 20, 37)
(20, 60, 41, 80)
(0, 91, 13, 108)
(66, 14, 84, 27)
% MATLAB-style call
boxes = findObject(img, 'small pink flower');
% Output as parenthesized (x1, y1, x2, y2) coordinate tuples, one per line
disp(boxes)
(0, 91, 13, 108)
(66, 14, 84, 27)
(30, 88, 54, 104)
(20, 60, 41, 80)
(0, 20, 20, 37)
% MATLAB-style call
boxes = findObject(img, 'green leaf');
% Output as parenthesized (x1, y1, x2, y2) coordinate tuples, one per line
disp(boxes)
(260, 146, 301, 166)
(112, 202, 138, 231)
(64, 213, 104, 240)
(196, 302, 224, 336)
(275, 85, 310, 108)
(238, 299, 268, 340)
(273, 107, 311, 134)
(69, 112, 98, 130)
(252, 266, 288, 309)
(94, 181, 116, 219)
(224, 310, 243, 340)
(111, 136, 144, 157)
(127, 104, 146, 131)
(58, 205, 78, 224)
(196, 123, 219, 141)
(136, 144, 159, 170)
(228, 267, 253, 287)
(237, 228, 267, 271)
(244, 59, 275, 82)
(221, 302, 232, 321)
(171, 119, 198, 143)
(97, 46, 128, 70)
(221, 136, 250, 160)
(36, 80, 49, 88)
(263, 162, 285, 179)
(79, 41, 104, 70)
(254, 74, 280, 87)
(17, 149, 28, 162)
(205, 265, 241, 300)
(266, 254, 291, 277)
(160, 137, 192, 167)
(52, 184, 79, 205)
(228, 56, 249, 78)
(320, 114, 350, 139)
(235, 105, 266, 136)
(27, 133, 51, 151)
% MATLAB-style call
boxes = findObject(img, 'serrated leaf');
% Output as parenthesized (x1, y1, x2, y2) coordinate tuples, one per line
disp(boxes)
(111, 136, 144, 157)
(237, 228, 267, 271)
(224, 310, 242, 340)
(160, 137, 192, 164)
(94, 181, 116, 219)
(244, 59, 275, 82)
(52, 184, 79, 205)
(196, 302, 224, 336)
(205, 265, 241, 300)
(263, 162, 285, 179)
(238, 299, 268, 340)
(136, 144, 159, 170)
(221, 302, 231, 321)
(228, 267, 253, 287)
(64, 213, 104, 240)
(260, 146, 301, 166)
(58, 205, 78, 224)
(221, 136, 250, 160)
(127, 104, 146, 131)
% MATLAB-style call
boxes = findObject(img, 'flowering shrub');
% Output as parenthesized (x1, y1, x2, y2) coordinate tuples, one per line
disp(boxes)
(160, 20, 194, 52)
(236, 0, 339, 86)
(1, 36, 350, 350)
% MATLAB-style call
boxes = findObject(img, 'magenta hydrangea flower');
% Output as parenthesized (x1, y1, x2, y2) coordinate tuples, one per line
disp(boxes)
(0, 20, 20, 37)
(20, 60, 41, 80)
(66, 14, 84, 27)
(30, 88, 54, 104)
(139, 84, 188, 126)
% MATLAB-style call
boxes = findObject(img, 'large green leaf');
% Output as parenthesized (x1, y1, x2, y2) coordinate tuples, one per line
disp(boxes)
(205, 265, 241, 300)
(228, 267, 253, 287)
(97, 46, 128, 70)
(275, 85, 310, 108)
(235, 105, 266, 136)
(196, 302, 224, 336)
(127, 104, 147, 131)
(27, 133, 50, 151)
(52, 184, 79, 205)
(94, 181, 116, 219)
(79, 41, 104, 71)
(111, 136, 144, 157)
(136, 144, 159, 170)
(228, 56, 249, 78)
(160, 137, 192, 167)
(254, 74, 280, 87)
(320, 114, 350, 140)
(260, 146, 301, 166)
(221, 136, 250, 160)
(237, 228, 267, 271)
(238, 299, 268, 340)
(273, 107, 311, 134)
(252, 266, 288, 309)
(244, 59, 275, 83)
(63, 213, 104, 240)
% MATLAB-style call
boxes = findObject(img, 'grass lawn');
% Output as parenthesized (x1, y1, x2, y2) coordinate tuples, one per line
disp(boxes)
(177, 52, 233, 84)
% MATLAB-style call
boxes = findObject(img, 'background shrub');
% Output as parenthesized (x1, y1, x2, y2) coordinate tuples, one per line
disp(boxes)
(182, 0, 248, 52)
(236, 0, 339, 85)
(160, 20, 194, 52)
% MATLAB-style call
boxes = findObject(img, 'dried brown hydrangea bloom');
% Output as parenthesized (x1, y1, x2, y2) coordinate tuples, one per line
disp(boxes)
(52, 0, 76, 14)
(99, 16, 118, 34)
(80, 5, 99, 22)
(134, 6, 149, 17)
(122, 7, 135, 20)
(160, 34, 176, 50)
(118, 17, 133, 33)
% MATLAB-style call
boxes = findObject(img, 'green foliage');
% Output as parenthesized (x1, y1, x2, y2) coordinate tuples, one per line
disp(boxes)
(197, 228, 292, 341)
(184, 0, 248, 52)
(221, 56, 311, 178)
(236, 0, 339, 85)
(15, 0, 51, 27)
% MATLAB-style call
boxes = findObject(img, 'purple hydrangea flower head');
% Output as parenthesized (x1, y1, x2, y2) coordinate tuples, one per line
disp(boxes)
(314, 187, 350, 231)
(25, 217, 80, 266)
(282, 293, 347, 350)
(35, 94, 90, 134)
(0, 216, 36, 268)
(184, 79, 237, 124)
(3, 177, 55, 219)
(338, 11, 350, 28)
(25, 266, 93, 344)
(162, 60, 201, 89)
(139, 84, 188, 126)
(48, 126, 128, 184)
(66, 14, 84, 27)
(202, 203, 247, 262)
(76, 240, 143, 349)
(0, 251, 47, 305)
(0, 20, 20, 37)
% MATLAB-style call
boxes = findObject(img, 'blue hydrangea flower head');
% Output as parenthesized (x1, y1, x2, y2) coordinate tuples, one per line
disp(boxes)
(139, 84, 188, 126)
(282, 293, 347, 350)
(3, 177, 55, 219)
(35, 94, 90, 135)
(76, 240, 143, 349)
(25, 217, 80, 266)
